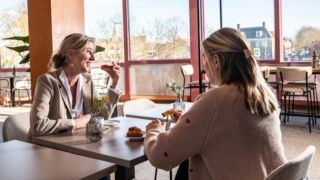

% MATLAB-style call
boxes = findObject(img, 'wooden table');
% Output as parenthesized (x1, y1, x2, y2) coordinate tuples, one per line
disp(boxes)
(126, 102, 193, 121)
(0, 140, 116, 180)
(32, 117, 149, 180)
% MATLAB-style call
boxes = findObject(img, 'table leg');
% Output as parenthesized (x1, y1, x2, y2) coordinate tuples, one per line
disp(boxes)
(115, 165, 135, 180)
(9, 77, 15, 107)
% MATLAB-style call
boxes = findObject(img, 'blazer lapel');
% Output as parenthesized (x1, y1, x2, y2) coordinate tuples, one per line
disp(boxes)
(82, 74, 92, 114)
(55, 70, 72, 117)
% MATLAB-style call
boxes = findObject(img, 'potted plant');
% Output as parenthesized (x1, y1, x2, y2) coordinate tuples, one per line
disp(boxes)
(86, 95, 109, 142)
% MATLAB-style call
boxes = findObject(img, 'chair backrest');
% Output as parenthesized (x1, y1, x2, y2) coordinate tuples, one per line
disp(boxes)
(2, 112, 31, 142)
(277, 66, 313, 82)
(265, 145, 316, 180)
(0, 78, 10, 89)
(180, 64, 194, 76)
(260, 66, 270, 80)
(123, 98, 157, 116)
(15, 78, 31, 89)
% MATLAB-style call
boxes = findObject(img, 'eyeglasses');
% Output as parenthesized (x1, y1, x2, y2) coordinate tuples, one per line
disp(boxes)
(84, 48, 95, 54)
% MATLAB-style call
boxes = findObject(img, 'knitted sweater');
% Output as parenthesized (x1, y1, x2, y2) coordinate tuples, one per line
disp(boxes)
(144, 84, 287, 180)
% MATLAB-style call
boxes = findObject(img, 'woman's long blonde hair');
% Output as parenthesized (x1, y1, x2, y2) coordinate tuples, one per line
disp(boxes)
(203, 28, 278, 116)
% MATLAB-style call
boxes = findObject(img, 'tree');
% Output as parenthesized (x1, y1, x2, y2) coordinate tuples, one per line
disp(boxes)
(0, 1, 28, 68)
(294, 26, 320, 49)
(163, 17, 186, 58)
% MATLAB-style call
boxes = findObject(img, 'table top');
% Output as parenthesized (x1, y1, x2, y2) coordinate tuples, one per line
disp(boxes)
(126, 102, 193, 121)
(32, 116, 149, 168)
(0, 140, 116, 180)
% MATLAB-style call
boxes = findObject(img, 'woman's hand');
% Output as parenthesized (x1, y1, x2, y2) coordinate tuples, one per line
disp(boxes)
(169, 109, 183, 123)
(146, 119, 162, 131)
(101, 63, 120, 89)
(74, 114, 91, 129)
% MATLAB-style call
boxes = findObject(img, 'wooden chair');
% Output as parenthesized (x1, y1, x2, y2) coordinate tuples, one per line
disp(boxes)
(260, 66, 271, 81)
(266, 145, 316, 180)
(0, 78, 11, 106)
(260, 66, 281, 100)
(277, 67, 316, 132)
(13, 78, 31, 106)
(180, 64, 210, 101)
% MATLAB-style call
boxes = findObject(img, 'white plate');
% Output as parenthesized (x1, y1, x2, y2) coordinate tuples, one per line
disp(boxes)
(125, 132, 146, 141)
(101, 125, 112, 132)
(103, 120, 120, 127)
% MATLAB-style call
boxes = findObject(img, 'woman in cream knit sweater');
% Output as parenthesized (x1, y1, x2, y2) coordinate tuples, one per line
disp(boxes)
(144, 28, 287, 180)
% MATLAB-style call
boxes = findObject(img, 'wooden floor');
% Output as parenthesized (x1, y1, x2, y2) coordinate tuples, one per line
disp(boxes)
(0, 105, 319, 179)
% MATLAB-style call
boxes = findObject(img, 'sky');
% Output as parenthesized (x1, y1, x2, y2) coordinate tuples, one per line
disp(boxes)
(1, 0, 320, 39)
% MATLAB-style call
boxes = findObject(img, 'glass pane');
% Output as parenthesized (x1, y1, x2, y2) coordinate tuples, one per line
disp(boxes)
(91, 67, 125, 94)
(282, 0, 320, 62)
(130, 64, 188, 96)
(205, 0, 275, 61)
(0, 0, 29, 68)
(204, 0, 220, 37)
(84, 0, 124, 63)
(129, 0, 190, 60)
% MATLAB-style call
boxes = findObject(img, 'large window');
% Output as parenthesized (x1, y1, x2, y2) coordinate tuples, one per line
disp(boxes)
(0, 0, 28, 68)
(282, 0, 320, 62)
(204, 0, 275, 61)
(204, 0, 220, 37)
(84, 0, 124, 63)
(129, 0, 190, 60)
(129, 64, 186, 95)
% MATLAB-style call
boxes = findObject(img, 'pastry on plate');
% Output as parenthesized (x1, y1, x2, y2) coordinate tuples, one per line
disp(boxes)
(127, 126, 143, 137)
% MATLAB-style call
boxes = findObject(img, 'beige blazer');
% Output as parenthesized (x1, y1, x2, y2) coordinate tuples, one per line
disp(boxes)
(29, 69, 120, 137)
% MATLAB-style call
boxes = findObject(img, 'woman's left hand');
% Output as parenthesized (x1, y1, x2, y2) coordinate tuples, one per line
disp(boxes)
(146, 119, 162, 131)
(102, 63, 120, 88)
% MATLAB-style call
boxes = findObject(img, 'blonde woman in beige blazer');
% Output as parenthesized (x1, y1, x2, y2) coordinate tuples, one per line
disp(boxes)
(144, 28, 287, 180)
(29, 33, 121, 137)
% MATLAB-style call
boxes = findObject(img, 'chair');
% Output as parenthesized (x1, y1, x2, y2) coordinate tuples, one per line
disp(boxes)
(123, 98, 157, 116)
(260, 66, 281, 100)
(13, 78, 32, 106)
(265, 145, 316, 180)
(277, 67, 316, 133)
(0, 78, 11, 106)
(180, 64, 210, 101)
(2, 112, 31, 142)
(260, 66, 271, 81)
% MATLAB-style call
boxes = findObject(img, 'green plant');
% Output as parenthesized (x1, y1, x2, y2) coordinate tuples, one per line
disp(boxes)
(92, 95, 109, 117)
(166, 81, 182, 96)
(3, 35, 30, 65)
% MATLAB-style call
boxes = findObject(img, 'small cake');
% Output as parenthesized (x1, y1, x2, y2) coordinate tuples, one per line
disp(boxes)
(127, 126, 143, 137)
(161, 108, 176, 117)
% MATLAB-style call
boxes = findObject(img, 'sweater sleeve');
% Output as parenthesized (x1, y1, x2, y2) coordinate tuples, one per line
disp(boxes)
(144, 91, 220, 170)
